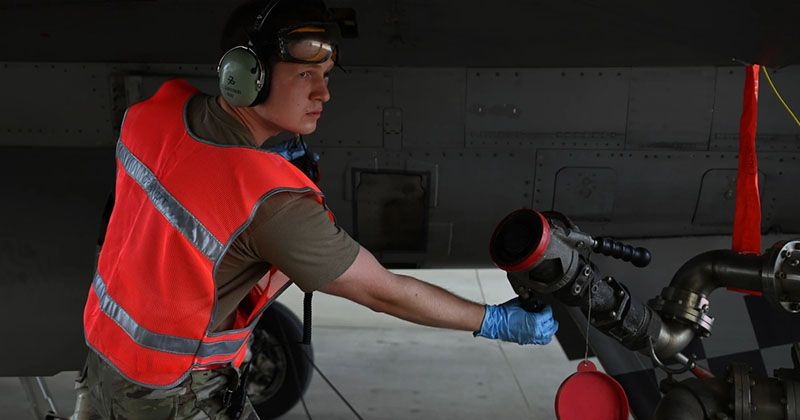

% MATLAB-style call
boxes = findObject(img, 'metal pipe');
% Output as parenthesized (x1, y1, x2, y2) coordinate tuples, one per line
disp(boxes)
(649, 249, 767, 358)
(669, 249, 764, 296)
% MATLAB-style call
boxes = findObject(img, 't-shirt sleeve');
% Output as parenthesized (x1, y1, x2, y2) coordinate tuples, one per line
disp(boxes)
(247, 192, 360, 292)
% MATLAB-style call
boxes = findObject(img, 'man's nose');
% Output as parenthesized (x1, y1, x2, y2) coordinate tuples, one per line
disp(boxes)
(312, 77, 331, 102)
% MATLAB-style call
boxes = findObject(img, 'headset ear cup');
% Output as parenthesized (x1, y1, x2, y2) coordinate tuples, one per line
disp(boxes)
(217, 46, 265, 107)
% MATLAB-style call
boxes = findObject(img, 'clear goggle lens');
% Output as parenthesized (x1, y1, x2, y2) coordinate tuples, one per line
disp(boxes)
(284, 38, 335, 63)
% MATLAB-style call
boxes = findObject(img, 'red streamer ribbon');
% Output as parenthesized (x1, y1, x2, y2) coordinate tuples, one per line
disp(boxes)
(730, 64, 762, 296)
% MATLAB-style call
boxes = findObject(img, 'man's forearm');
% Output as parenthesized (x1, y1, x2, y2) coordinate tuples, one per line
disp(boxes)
(320, 246, 486, 332)
(367, 274, 486, 332)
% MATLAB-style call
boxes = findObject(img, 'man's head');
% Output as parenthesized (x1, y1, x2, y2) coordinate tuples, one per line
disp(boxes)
(218, 0, 340, 105)
(253, 54, 334, 136)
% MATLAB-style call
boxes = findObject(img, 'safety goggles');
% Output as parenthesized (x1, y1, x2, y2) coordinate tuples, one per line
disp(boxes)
(276, 23, 340, 64)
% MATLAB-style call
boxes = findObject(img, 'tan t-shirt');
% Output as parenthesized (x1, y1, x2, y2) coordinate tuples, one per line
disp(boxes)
(185, 94, 360, 331)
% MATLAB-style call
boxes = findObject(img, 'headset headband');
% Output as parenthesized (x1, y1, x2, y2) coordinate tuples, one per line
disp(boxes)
(252, 0, 283, 36)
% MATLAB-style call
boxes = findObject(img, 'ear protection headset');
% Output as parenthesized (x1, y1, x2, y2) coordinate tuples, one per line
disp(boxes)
(217, 0, 282, 107)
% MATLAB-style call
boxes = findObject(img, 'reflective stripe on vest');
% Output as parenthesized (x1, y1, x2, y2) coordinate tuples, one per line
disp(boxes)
(92, 272, 245, 357)
(116, 141, 224, 262)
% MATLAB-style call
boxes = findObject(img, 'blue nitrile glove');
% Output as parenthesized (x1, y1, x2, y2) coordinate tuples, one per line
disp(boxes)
(473, 298, 559, 345)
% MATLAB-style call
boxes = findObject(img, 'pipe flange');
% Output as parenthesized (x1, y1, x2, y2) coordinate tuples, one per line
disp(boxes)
(730, 363, 753, 420)
(650, 287, 714, 336)
(762, 240, 800, 314)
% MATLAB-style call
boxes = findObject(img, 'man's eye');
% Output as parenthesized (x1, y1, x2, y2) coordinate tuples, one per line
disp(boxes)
(324, 73, 330, 85)
(299, 72, 309, 78)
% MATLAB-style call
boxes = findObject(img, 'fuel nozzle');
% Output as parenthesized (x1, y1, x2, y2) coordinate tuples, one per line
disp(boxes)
(489, 209, 651, 294)
(490, 209, 663, 354)
(489, 209, 584, 295)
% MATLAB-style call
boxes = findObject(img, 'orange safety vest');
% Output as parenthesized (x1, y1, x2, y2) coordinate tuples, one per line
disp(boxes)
(83, 79, 332, 388)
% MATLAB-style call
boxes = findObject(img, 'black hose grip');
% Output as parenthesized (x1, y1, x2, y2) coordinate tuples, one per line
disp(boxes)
(594, 237, 652, 267)
(520, 298, 546, 313)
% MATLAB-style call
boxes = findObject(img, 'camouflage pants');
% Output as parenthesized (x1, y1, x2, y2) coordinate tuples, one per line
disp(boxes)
(73, 351, 260, 420)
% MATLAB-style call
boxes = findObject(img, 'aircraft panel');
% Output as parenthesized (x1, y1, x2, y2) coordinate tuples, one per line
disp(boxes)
(353, 170, 429, 252)
(465, 68, 629, 148)
(551, 167, 616, 222)
(626, 67, 716, 149)
(692, 168, 764, 226)
(315, 147, 537, 266)
(0, 63, 113, 147)
(314, 68, 393, 148)
(30, 61, 794, 247)
(758, 153, 800, 233)
(393, 68, 466, 149)
(312, 148, 382, 230)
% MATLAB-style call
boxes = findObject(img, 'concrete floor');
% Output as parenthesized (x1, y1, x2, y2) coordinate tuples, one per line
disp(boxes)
(1, 269, 629, 420)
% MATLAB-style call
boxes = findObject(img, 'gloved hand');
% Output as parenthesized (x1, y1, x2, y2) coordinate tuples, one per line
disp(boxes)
(473, 298, 559, 345)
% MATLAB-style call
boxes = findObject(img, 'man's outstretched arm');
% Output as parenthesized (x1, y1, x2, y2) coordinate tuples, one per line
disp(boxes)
(319, 245, 558, 345)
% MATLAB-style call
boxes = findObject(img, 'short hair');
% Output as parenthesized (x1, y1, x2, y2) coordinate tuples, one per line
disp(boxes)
(220, 0, 331, 57)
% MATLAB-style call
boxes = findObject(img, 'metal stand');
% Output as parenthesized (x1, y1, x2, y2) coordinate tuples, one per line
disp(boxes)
(19, 376, 67, 419)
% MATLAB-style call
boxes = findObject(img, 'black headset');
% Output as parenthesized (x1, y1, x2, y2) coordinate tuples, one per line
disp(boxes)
(217, 0, 282, 107)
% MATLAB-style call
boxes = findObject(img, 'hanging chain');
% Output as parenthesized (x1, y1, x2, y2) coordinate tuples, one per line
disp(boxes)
(583, 255, 594, 366)
(583, 283, 593, 365)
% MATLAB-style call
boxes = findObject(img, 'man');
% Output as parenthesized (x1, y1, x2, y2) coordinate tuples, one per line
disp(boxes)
(74, 1, 558, 419)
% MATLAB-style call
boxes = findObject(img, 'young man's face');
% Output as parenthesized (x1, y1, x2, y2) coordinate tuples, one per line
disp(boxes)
(254, 58, 334, 137)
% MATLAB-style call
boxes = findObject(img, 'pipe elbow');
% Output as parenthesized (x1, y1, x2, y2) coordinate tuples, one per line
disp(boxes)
(669, 249, 764, 298)
(669, 250, 727, 297)
(652, 320, 696, 360)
